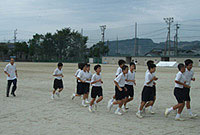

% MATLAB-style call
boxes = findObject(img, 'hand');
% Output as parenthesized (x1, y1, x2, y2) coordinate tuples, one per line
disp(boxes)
(119, 87, 123, 91)
(191, 78, 195, 81)
(101, 81, 103, 84)
(133, 80, 136, 85)
(82, 81, 86, 83)
(98, 79, 102, 82)
(61, 74, 64, 77)
(153, 76, 158, 81)
(7, 74, 10, 77)
(184, 84, 190, 88)
(124, 87, 127, 91)
(153, 82, 156, 85)
(16, 74, 18, 78)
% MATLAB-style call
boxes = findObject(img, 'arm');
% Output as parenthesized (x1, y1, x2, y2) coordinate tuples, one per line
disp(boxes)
(77, 77, 85, 83)
(175, 80, 190, 88)
(114, 80, 122, 91)
(15, 70, 18, 77)
(4, 71, 10, 77)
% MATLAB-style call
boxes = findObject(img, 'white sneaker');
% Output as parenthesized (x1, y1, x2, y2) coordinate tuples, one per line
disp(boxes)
(107, 102, 113, 112)
(82, 102, 87, 107)
(115, 110, 123, 115)
(165, 108, 170, 117)
(71, 94, 75, 100)
(136, 112, 143, 119)
(56, 92, 60, 98)
(122, 107, 127, 113)
(175, 117, 185, 121)
(85, 100, 90, 104)
(149, 110, 155, 114)
(189, 113, 198, 119)
(51, 94, 55, 100)
(89, 106, 94, 113)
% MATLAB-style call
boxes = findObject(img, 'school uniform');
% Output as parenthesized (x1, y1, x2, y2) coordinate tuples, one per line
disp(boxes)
(141, 71, 155, 102)
(174, 71, 186, 103)
(4, 63, 17, 96)
(77, 70, 87, 95)
(91, 73, 103, 98)
(125, 70, 135, 98)
(114, 72, 126, 100)
(116, 67, 122, 76)
(146, 69, 156, 96)
(183, 68, 194, 101)
(85, 71, 93, 93)
(53, 68, 63, 90)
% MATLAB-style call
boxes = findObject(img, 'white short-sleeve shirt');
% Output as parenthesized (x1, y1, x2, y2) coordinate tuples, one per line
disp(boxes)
(175, 71, 186, 88)
(144, 71, 155, 87)
(114, 72, 126, 87)
(85, 71, 93, 83)
(91, 73, 102, 86)
(4, 63, 17, 80)
(75, 69, 81, 77)
(183, 68, 194, 86)
(53, 68, 63, 80)
(125, 70, 135, 86)
(77, 70, 87, 82)
(116, 67, 122, 76)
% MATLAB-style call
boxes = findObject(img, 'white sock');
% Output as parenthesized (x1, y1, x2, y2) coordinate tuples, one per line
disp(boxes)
(89, 105, 92, 109)
(73, 93, 76, 96)
(82, 100, 85, 104)
(138, 110, 141, 113)
(168, 107, 174, 112)
(116, 107, 120, 112)
(122, 104, 125, 108)
(149, 106, 153, 111)
(187, 109, 192, 115)
(94, 101, 97, 105)
(111, 98, 114, 102)
(176, 113, 181, 118)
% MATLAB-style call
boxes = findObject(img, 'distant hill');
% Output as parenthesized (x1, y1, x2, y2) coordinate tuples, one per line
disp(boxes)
(107, 38, 200, 56)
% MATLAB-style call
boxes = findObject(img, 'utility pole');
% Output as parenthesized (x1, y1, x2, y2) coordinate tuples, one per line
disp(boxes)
(14, 29, 17, 43)
(134, 22, 137, 56)
(100, 25, 106, 44)
(174, 23, 180, 56)
(164, 17, 174, 56)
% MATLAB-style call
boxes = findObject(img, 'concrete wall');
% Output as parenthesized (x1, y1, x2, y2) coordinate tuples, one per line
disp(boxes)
(102, 56, 200, 67)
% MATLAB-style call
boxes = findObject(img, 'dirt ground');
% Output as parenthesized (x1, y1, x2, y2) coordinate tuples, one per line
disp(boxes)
(0, 62, 199, 135)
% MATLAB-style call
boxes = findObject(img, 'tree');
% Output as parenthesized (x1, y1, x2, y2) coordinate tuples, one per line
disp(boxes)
(89, 41, 109, 57)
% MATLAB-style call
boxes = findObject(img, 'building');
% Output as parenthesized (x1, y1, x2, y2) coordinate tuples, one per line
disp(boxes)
(102, 56, 200, 67)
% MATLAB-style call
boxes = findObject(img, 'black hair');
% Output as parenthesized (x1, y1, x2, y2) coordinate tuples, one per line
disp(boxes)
(118, 59, 126, 66)
(57, 62, 63, 67)
(78, 63, 82, 69)
(122, 65, 128, 71)
(80, 63, 87, 70)
(86, 64, 90, 67)
(178, 63, 185, 71)
(148, 63, 156, 70)
(130, 62, 136, 69)
(94, 64, 101, 71)
(184, 59, 193, 66)
(147, 60, 154, 67)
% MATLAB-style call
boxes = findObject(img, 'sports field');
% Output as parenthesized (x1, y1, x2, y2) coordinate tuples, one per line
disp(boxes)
(0, 62, 199, 135)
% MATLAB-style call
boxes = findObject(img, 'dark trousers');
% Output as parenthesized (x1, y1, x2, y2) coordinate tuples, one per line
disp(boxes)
(7, 79, 17, 96)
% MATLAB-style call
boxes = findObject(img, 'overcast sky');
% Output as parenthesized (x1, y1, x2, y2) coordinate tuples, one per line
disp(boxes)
(0, 0, 200, 46)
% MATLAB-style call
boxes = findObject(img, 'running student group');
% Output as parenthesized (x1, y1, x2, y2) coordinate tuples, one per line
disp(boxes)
(4, 58, 198, 121)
